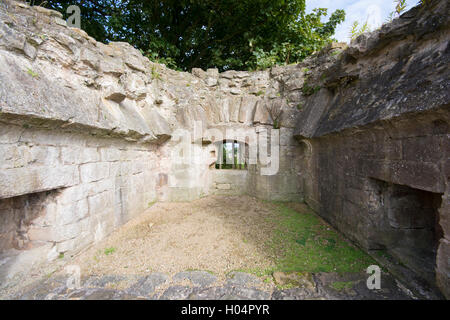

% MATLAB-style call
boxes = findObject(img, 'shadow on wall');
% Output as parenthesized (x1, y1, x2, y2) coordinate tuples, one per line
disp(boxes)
(0, 189, 61, 288)
(368, 179, 444, 287)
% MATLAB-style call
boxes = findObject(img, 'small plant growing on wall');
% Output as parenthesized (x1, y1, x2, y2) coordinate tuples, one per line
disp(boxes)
(151, 66, 162, 81)
(26, 68, 39, 78)
(104, 247, 116, 255)
(349, 20, 370, 41)
(268, 103, 283, 129)
(386, 0, 408, 22)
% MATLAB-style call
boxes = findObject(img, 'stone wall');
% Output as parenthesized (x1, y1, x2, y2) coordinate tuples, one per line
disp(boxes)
(0, 123, 159, 285)
(292, 0, 449, 298)
(0, 0, 448, 298)
(0, 0, 304, 285)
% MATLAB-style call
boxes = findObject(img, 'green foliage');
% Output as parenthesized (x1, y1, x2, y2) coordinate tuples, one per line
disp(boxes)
(349, 20, 370, 41)
(387, 0, 408, 22)
(395, 0, 408, 15)
(44, 0, 345, 71)
(150, 66, 162, 80)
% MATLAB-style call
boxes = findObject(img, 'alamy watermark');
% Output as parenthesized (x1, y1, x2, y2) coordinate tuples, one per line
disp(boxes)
(366, 265, 381, 290)
(66, 5, 80, 29)
(65, 264, 81, 290)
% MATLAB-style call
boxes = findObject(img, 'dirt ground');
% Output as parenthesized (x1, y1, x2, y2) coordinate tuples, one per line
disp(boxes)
(71, 195, 281, 278)
(3, 195, 415, 300)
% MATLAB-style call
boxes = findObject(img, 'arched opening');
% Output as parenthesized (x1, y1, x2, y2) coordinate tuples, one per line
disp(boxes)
(214, 140, 248, 170)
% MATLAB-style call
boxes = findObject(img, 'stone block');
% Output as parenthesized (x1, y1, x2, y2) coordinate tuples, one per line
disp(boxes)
(80, 162, 110, 183)
(100, 148, 121, 162)
(436, 238, 450, 299)
(57, 198, 89, 225)
(88, 190, 115, 215)
(239, 96, 258, 125)
(61, 146, 99, 164)
(216, 183, 231, 190)
(0, 165, 79, 199)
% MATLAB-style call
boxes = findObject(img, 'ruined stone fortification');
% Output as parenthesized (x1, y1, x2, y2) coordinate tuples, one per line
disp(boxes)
(0, 0, 448, 298)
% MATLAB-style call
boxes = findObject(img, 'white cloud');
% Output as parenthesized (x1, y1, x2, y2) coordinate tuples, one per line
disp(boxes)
(306, 0, 418, 42)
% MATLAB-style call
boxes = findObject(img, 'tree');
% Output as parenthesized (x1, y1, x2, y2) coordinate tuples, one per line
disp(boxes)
(37, 0, 345, 71)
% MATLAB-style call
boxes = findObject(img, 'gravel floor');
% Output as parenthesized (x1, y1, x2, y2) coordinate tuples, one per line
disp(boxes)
(71, 195, 279, 278)
(0, 195, 418, 300)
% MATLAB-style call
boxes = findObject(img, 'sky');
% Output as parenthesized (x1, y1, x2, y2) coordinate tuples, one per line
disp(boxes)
(306, 0, 418, 42)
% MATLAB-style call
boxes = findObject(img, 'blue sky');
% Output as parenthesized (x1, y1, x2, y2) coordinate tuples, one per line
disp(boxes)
(306, 0, 418, 42)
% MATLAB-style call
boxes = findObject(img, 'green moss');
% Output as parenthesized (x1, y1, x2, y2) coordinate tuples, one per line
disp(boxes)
(147, 201, 156, 208)
(265, 203, 376, 274)
(228, 268, 274, 278)
(273, 119, 280, 129)
(276, 282, 297, 290)
(58, 253, 64, 259)
(255, 90, 265, 96)
(302, 83, 321, 96)
(330, 281, 355, 291)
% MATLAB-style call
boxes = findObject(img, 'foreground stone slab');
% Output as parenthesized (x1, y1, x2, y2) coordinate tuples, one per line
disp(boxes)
(7, 270, 417, 300)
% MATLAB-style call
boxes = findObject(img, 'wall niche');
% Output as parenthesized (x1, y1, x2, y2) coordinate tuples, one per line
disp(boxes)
(370, 179, 443, 287)
(0, 190, 60, 252)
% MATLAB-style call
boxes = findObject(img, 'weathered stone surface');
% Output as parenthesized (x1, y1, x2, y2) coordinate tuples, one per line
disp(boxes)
(271, 288, 318, 300)
(0, 165, 80, 199)
(272, 272, 315, 291)
(159, 286, 195, 300)
(225, 272, 262, 287)
(173, 271, 217, 287)
(0, 0, 447, 300)
(294, 1, 450, 139)
(127, 273, 169, 297)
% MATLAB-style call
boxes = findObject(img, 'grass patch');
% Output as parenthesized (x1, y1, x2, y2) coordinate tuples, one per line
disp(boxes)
(227, 268, 274, 278)
(330, 281, 356, 291)
(264, 203, 376, 274)
(104, 247, 116, 256)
